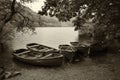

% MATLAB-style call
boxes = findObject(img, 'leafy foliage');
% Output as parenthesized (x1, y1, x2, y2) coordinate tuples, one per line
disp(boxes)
(39, 0, 120, 41)
(0, 0, 38, 52)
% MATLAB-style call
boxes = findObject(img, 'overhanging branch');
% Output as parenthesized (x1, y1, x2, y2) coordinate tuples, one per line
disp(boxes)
(4, 0, 16, 23)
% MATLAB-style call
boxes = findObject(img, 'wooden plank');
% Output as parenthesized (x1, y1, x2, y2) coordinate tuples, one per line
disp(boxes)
(40, 53, 53, 59)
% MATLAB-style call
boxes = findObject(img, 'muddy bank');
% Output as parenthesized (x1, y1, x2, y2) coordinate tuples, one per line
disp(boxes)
(0, 50, 120, 80)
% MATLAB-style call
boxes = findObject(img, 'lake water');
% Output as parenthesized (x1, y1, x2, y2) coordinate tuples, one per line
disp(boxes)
(12, 27, 78, 49)
(1, 28, 119, 80)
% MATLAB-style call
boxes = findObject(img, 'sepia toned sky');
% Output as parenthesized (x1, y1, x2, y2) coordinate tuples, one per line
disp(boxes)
(17, 0, 45, 12)
(25, 0, 45, 12)
(26, 0, 45, 12)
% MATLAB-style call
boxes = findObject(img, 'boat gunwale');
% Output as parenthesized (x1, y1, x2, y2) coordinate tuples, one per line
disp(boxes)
(13, 50, 64, 61)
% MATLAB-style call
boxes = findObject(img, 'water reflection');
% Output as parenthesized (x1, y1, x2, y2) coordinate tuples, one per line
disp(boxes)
(12, 27, 78, 49)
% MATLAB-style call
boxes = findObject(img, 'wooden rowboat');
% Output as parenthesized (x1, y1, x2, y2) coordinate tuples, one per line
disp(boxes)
(13, 49, 64, 66)
(26, 43, 59, 53)
(70, 42, 90, 48)
(58, 44, 75, 62)
(70, 42, 90, 57)
(70, 42, 79, 47)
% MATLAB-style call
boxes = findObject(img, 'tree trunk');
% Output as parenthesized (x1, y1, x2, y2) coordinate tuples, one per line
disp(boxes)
(0, 0, 16, 53)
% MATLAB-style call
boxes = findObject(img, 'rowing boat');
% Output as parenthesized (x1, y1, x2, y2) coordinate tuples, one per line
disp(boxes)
(70, 42, 90, 57)
(13, 49, 64, 66)
(26, 43, 59, 53)
(58, 44, 75, 62)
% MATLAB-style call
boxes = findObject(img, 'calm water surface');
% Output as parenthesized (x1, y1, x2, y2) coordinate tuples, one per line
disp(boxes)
(13, 27, 78, 49)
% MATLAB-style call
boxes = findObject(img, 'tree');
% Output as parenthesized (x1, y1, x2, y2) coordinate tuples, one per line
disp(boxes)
(38, 0, 120, 42)
(0, 0, 37, 52)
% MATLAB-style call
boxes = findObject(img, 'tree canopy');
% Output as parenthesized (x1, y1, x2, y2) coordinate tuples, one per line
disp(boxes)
(39, 0, 120, 41)
(0, 0, 39, 52)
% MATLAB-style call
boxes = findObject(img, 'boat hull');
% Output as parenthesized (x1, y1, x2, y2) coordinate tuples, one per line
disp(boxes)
(59, 44, 75, 62)
(13, 54, 64, 66)
(13, 49, 64, 66)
